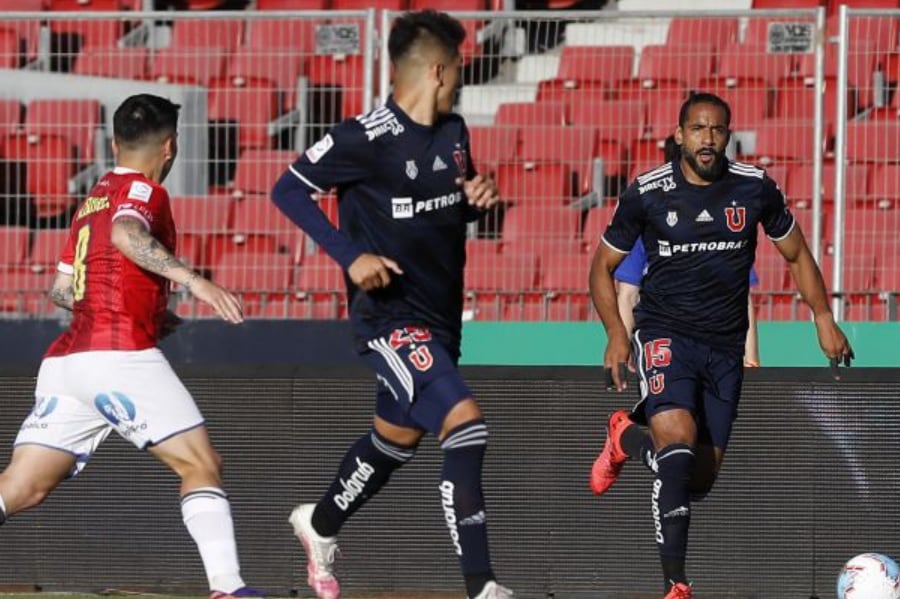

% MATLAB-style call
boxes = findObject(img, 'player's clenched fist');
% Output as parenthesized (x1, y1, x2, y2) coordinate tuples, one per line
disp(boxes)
(814, 312, 855, 366)
(457, 175, 500, 210)
(187, 275, 244, 324)
(348, 253, 404, 291)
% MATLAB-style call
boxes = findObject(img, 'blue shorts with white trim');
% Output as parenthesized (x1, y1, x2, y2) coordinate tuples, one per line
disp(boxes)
(362, 326, 472, 435)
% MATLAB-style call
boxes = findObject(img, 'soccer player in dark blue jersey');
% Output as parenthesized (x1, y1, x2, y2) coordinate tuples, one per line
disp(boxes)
(271, 10, 512, 599)
(588, 93, 853, 599)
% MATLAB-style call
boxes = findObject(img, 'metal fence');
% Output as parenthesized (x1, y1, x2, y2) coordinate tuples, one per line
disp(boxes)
(0, 7, 897, 321)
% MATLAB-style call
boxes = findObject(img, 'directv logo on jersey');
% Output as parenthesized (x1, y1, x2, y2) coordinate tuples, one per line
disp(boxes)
(364, 118, 404, 141)
(392, 197, 414, 219)
(638, 175, 676, 195)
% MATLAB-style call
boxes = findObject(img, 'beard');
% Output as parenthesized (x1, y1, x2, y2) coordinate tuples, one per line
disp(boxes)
(682, 147, 726, 182)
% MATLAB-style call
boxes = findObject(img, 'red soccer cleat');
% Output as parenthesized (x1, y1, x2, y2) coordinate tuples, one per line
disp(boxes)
(590, 409, 632, 496)
(663, 582, 693, 599)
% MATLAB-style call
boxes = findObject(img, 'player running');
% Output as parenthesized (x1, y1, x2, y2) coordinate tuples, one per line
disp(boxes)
(271, 10, 512, 599)
(0, 94, 260, 599)
(588, 93, 853, 599)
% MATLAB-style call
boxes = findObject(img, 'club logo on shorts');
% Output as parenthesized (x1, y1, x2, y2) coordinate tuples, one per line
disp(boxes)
(32, 395, 59, 419)
(94, 392, 137, 425)
(725, 205, 746, 232)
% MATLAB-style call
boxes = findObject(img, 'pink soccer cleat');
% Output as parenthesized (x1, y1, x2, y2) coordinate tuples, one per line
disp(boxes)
(289, 503, 341, 599)
(590, 409, 633, 496)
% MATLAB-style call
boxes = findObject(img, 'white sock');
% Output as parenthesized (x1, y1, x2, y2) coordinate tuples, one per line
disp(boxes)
(181, 487, 245, 593)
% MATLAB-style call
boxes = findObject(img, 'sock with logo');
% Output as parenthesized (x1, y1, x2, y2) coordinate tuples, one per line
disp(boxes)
(440, 419, 494, 599)
(180, 487, 245, 593)
(311, 429, 416, 537)
(652, 444, 695, 590)
(620, 423, 656, 472)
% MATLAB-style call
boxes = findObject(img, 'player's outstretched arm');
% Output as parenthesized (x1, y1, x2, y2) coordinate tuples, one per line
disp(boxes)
(110, 216, 243, 324)
(774, 226, 853, 364)
(48, 272, 74, 311)
(590, 242, 631, 391)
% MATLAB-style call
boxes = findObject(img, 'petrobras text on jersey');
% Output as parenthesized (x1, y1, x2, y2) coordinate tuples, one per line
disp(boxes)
(658, 239, 750, 257)
(416, 191, 463, 214)
(638, 175, 676, 195)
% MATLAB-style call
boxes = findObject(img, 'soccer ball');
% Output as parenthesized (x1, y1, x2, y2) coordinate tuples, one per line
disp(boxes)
(837, 553, 900, 599)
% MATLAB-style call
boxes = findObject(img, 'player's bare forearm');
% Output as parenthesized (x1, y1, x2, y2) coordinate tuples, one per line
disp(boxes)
(615, 281, 640, 339)
(110, 216, 195, 286)
(590, 245, 629, 341)
(775, 228, 832, 318)
(48, 272, 74, 311)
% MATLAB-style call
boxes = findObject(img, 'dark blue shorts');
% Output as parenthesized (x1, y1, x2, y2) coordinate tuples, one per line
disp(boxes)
(362, 326, 472, 435)
(631, 328, 744, 449)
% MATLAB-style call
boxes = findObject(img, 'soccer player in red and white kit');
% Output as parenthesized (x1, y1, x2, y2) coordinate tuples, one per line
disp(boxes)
(0, 94, 261, 599)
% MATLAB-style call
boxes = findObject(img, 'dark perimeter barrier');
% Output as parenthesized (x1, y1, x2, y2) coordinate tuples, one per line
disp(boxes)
(0, 365, 897, 599)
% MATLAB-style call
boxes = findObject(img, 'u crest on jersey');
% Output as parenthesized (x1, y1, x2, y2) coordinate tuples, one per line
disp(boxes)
(724, 206, 746, 232)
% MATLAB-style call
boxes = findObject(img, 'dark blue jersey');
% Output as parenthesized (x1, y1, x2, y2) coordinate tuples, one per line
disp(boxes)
(603, 159, 794, 351)
(614, 238, 760, 287)
(285, 97, 480, 356)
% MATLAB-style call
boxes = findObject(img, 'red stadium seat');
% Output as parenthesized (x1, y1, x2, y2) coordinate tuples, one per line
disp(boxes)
(245, 19, 318, 54)
(785, 163, 869, 209)
(495, 163, 571, 206)
(715, 43, 795, 88)
(536, 80, 607, 110)
(666, 17, 738, 51)
(256, 0, 327, 8)
(333, 0, 407, 8)
(2, 134, 76, 217)
(846, 121, 900, 163)
(73, 47, 149, 80)
(868, 164, 900, 208)
(209, 82, 280, 150)
(750, 120, 819, 165)
(25, 99, 102, 165)
(465, 250, 538, 292)
(0, 28, 23, 69)
(555, 45, 635, 87)
(151, 48, 228, 86)
(0, 99, 22, 138)
(212, 250, 292, 295)
(502, 205, 581, 243)
(176, 232, 206, 269)
(754, 236, 791, 293)
(495, 101, 568, 127)
(466, 239, 501, 264)
(637, 44, 715, 90)
(468, 126, 519, 174)
(503, 237, 584, 260)
(307, 54, 370, 119)
(797, 41, 878, 109)
(0, 269, 53, 314)
(48, 12, 123, 49)
(170, 195, 234, 235)
(540, 251, 592, 292)
(170, 20, 244, 51)
(231, 195, 297, 251)
(232, 149, 296, 198)
(519, 126, 596, 192)
(296, 251, 345, 293)
(582, 204, 617, 248)
(646, 92, 688, 140)
(226, 46, 305, 94)
(254, 296, 347, 320)
(0, 226, 30, 268)
(825, 14, 899, 53)
(570, 99, 645, 145)
(28, 228, 69, 273)
(774, 77, 848, 136)
(629, 138, 668, 181)
(695, 79, 771, 130)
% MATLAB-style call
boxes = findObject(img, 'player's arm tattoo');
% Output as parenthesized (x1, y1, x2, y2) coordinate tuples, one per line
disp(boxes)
(48, 275, 74, 311)
(111, 216, 196, 287)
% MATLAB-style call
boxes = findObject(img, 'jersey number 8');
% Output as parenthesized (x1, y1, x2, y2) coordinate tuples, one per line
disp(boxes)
(72, 225, 91, 302)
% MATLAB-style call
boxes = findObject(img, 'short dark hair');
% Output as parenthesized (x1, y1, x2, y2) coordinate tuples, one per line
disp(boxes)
(678, 92, 731, 128)
(388, 9, 466, 64)
(113, 94, 180, 150)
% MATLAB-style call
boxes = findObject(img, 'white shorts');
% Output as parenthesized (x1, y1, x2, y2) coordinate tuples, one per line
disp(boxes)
(15, 348, 205, 476)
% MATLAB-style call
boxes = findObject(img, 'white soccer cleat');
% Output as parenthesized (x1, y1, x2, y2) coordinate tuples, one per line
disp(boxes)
(289, 503, 341, 599)
(471, 581, 515, 599)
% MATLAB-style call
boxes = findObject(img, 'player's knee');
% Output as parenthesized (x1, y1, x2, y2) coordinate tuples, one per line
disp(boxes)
(169, 448, 223, 484)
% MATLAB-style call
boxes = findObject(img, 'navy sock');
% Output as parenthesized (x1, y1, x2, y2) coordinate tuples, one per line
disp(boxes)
(652, 444, 694, 589)
(620, 423, 656, 472)
(312, 429, 416, 537)
(440, 419, 495, 598)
